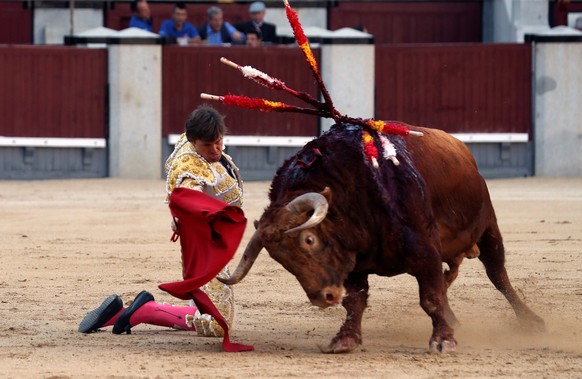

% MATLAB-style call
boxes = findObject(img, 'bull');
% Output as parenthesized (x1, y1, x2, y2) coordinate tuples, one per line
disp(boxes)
(220, 123, 545, 353)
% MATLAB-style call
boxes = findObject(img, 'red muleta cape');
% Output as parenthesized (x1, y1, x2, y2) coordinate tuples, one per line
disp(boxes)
(159, 187, 254, 352)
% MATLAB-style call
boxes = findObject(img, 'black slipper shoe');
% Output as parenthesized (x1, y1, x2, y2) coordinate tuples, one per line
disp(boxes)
(112, 290, 154, 335)
(78, 294, 123, 333)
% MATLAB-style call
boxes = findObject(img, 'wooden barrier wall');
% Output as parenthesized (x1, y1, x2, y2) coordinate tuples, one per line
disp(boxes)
(162, 45, 321, 137)
(0, 44, 532, 139)
(375, 43, 532, 134)
(0, 46, 107, 138)
(329, 2, 482, 44)
(0, 2, 32, 44)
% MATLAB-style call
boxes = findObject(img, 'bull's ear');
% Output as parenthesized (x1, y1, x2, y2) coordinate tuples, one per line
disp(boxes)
(253, 220, 259, 230)
(320, 187, 332, 207)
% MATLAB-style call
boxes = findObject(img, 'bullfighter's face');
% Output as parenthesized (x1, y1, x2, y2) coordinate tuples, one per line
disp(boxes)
(192, 136, 223, 163)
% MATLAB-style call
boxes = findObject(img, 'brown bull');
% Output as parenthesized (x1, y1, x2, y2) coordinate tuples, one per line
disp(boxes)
(221, 123, 545, 353)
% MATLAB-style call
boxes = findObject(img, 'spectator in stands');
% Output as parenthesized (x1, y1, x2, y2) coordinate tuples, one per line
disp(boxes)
(198, 6, 245, 45)
(129, 0, 153, 32)
(235, 1, 277, 44)
(245, 29, 262, 47)
(159, 2, 201, 45)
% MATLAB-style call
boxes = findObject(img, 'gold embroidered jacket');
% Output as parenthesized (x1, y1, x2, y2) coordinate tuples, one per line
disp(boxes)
(164, 133, 242, 337)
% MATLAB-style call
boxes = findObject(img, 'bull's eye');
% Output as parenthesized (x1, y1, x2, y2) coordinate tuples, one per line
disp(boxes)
(299, 231, 319, 252)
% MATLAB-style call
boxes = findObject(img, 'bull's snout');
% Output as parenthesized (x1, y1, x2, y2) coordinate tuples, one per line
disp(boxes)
(323, 286, 345, 305)
(311, 285, 345, 308)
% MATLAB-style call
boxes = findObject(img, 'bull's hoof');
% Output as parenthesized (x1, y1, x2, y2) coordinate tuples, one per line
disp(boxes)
(318, 336, 360, 354)
(429, 338, 457, 353)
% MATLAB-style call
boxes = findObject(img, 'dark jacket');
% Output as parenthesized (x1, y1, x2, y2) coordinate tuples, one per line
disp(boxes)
(198, 23, 232, 44)
(235, 21, 277, 44)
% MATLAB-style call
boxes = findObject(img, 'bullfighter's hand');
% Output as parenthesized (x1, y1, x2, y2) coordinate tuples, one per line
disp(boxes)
(171, 217, 179, 233)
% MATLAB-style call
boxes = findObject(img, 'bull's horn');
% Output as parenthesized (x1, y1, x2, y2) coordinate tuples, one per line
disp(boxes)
(284, 192, 329, 234)
(217, 230, 263, 285)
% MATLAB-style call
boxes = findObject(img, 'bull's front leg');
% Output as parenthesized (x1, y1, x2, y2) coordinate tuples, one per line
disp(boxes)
(413, 252, 457, 353)
(320, 272, 369, 354)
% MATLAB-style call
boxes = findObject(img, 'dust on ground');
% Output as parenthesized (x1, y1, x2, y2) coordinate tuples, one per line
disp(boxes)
(1, 177, 581, 378)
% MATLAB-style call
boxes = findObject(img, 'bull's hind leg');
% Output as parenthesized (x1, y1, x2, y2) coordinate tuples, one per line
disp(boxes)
(442, 245, 480, 326)
(442, 254, 464, 326)
(320, 273, 368, 354)
(477, 223, 545, 331)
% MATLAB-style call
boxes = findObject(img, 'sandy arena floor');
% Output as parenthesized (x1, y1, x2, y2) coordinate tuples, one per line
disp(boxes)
(1, 177, 581, 378)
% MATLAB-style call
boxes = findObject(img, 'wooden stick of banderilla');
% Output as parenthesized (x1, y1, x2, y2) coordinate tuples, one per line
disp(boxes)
(201, 93, 221, 101)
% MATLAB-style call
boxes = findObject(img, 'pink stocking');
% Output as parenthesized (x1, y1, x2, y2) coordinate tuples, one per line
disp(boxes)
(128, 301, 198, 330)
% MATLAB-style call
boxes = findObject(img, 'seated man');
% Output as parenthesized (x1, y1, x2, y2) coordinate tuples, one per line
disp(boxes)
(198, 6, 245, 45)
(129, 0, 153, 32)
(159, 1, 201, 45)
(235, 1, 277, 44)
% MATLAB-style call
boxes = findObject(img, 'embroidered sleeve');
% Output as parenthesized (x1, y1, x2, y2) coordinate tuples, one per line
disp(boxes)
(177, 177, 203, 192)
(165, 146, 216, 202)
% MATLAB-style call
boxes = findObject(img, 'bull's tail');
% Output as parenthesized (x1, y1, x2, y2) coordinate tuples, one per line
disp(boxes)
(477, 223, 545, 331)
